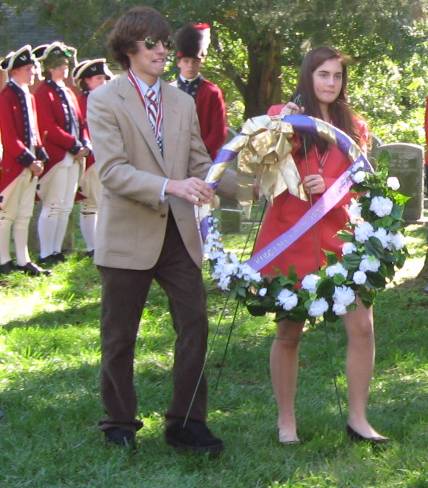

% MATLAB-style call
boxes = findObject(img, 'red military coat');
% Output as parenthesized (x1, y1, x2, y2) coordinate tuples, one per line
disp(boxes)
(195, 79, 227, 160)
(34, 80, 89, 175)
(77, 92, 95, 169)
(0, 83, 48, 192)
(254, 104, 368, 279)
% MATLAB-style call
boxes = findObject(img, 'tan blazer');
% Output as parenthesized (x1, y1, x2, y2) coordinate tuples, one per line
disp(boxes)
(87, 73, 236, 270)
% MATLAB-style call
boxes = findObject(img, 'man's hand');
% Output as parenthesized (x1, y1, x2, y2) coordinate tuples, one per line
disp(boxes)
(166, 177, 214, 206)
(303, 174, 326, 195)
(74, 147, 90, 159)
(29, 160, 44, 177)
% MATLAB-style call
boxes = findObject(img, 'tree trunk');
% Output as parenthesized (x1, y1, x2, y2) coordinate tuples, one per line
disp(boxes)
(243, 34, 283, 119)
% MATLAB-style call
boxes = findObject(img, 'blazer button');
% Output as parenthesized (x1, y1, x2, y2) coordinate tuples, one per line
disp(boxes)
(160, 213, 166, 218)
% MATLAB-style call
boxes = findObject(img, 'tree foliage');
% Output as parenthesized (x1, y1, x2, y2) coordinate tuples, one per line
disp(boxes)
(4, 0, 428, 138)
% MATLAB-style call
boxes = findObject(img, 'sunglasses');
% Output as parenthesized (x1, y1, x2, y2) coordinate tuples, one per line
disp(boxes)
(137, 36, 174, 50)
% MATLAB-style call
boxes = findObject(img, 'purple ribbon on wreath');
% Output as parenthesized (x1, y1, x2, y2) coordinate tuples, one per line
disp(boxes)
(199, 114, 373, 271)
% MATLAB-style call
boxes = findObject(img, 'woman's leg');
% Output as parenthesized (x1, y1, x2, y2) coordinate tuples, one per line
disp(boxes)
(344, 300, 386, 438)
(270, 319, 304, 441)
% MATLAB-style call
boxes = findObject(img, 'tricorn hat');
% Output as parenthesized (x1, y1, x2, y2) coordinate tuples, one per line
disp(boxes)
(38, 41, 77, 69)
(72, 58, 113, 87)
(0, 44, 35, 71)
(176, 23, 211, 59)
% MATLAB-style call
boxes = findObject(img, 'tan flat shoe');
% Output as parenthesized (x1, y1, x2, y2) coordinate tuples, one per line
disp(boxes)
(278, 429, 300, 445)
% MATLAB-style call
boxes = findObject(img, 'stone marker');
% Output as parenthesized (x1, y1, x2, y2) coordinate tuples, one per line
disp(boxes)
(374, 143, 424, 222)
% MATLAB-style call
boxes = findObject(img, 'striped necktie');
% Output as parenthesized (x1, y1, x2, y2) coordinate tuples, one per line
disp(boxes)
(146, 88, 163, 153)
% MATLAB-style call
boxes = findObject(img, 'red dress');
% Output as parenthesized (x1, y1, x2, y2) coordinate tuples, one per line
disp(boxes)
(254, 106, 368, 279)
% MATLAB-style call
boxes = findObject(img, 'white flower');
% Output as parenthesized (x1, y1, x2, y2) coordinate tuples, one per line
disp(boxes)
(308, 298, 329, 317)
(333, 285, 355, 306)
(301, 274, 321, 293)
(360, 255, 381, 273)
(373, 228, 390, 248)
(342, 242, 357, 255)
(348, 200, 362, 224)
(326, 262, 348, 279)
(389, 231, 405, 250)
(387, 176, 400, 190)
(355, 222, 374, 243)
(218, 276, 231, 291)
(259, 287, 267, 297)
(333, 303, 347, 316)
(276, 289, 298, 311)
(353, 270, 367, 285)
(236, 263, 262, 283)
(352, 171, 366, 183)
(369, 196, 393, 217)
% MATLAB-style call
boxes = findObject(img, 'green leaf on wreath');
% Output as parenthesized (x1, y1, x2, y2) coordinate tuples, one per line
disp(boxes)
(357, 286, 377, 307)
(317, 278, 335, 299)
(366, 271, 386, 288)
(365, 237, 384, 259)
(247, 304, 268, 316)
(325, 251, 338, 265)
(375, 150, 391, 173)
(393, 193, 411, 206)
(343, 253, 361, 271)
(390, 204, 404, 220)
(337, 231, 354, 242)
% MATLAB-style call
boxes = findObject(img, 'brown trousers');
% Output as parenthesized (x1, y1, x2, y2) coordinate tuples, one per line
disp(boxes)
(98, 214, 208, 431)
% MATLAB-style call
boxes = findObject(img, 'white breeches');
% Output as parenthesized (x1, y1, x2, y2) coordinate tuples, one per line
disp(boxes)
(79, 166, 101, 252)
(0, 169, 37, 265)
(37, 160, 80, 258)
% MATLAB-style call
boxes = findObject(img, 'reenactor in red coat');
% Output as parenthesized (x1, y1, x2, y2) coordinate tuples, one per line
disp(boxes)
(33, 42, 91, 265)
(172, 23, 227, 160)
(72, 58, 113, 257)
(0, 45, 50, 275)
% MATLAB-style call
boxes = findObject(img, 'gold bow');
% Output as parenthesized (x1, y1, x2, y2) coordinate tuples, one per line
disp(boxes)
(236, 115, 307, 203)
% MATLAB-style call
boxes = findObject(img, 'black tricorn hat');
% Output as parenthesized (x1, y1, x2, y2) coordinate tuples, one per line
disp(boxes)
(175, 23, 211, 59)
(72, 58, 113, 87)
(32, 44, 50, 60)
(0, 45, 35, 71)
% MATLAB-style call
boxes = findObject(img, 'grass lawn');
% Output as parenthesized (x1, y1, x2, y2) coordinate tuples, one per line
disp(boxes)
(0, 221, 427, 488)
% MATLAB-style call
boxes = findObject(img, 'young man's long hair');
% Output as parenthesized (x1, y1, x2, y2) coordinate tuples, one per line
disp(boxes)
(108, 6, 171, 70)
(293, 46, 363, 154)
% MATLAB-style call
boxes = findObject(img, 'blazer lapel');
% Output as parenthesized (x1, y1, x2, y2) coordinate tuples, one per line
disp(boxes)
(116, 74, 166, 172)
(160, 81, 180, 174)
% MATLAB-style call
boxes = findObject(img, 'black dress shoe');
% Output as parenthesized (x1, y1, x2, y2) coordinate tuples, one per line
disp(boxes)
(53, 252, 65, 262)
(104, 427, 136, 449)
(16, 262, 51, 276)
(38, 255, 58, 266)
(0, 260, 16, 275)
(165, 419, 224, 454)
(346, 424, 389, 445)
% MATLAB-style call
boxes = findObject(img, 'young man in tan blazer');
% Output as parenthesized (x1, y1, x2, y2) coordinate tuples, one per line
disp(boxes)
(87, 6, 235, 453)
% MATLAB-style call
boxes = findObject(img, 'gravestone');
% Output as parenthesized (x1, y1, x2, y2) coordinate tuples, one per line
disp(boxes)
(374, 143, 424, 223)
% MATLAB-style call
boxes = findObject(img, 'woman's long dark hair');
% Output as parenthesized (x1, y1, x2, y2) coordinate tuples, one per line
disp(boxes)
(293, 46, 363, 155)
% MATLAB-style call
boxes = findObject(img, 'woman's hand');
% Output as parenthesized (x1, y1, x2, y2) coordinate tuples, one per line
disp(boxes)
(280, 102, 305, 117)
(303, 174, 326, 195)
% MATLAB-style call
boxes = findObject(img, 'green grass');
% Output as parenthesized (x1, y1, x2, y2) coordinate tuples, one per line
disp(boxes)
(0, 223, 427, 488)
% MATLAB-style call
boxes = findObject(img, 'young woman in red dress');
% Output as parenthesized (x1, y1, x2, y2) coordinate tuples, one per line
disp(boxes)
(254, 47, 388, 445)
